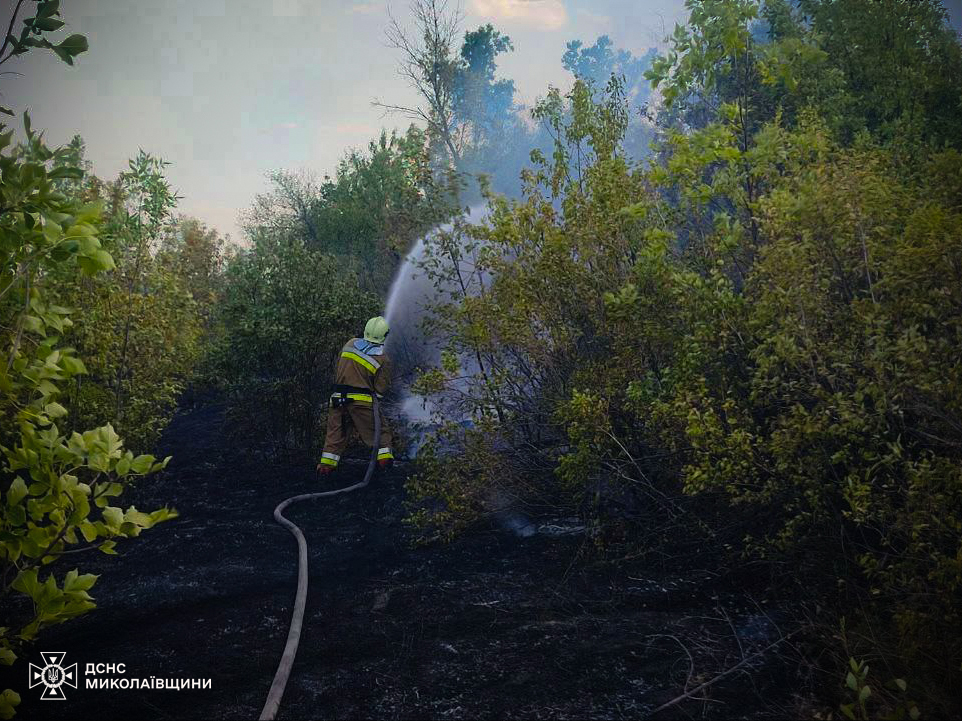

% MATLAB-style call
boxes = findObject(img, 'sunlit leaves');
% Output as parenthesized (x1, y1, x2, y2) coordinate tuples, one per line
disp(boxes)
(0, 1, 87, 68)
(645, 0, 759, 107)
(1, 43, 178, 713)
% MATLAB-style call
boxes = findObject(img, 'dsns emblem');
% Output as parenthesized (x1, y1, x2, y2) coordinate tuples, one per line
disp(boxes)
(28, 652, 77, 700)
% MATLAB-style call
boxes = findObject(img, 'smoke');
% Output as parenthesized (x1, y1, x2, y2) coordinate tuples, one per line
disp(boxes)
(454, 33, 659, 201)
(385, 35, 658, 402)
(385, 205, 488, 427)
(384, 30, 659, 439)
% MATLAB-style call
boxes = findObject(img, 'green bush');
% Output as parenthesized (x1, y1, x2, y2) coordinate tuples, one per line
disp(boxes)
(207, 230, 378, 453)
(0, 7, 185, 713)
(1, 116, 176, 719)
(406, 0, 962, 711)
(47, 151, 205, 451)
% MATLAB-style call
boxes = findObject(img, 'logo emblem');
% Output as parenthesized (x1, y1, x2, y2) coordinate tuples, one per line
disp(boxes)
(28, 652, 77, 700)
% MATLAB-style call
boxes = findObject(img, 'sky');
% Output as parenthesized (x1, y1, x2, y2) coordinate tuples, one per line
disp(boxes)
(3, 0, 688, 242)
(4, 0, 960, 242)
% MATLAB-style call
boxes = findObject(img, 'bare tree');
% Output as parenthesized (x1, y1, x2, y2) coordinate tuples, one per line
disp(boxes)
(242, 170, 321, 245)
(375, 0, 465, 168)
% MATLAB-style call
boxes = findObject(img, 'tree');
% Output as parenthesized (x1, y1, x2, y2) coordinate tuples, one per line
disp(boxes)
(207, 231, 378, 453)
(406, 1, 962, 712)
(111, 152, 183, 423)
(38, 149, 204, 450)
(453, 24, 515, 154)
(0, 7, 175, 716)
(796, 0, 962, 148)
(379, 0, 523, 190)
(242, 169, 322, 247)
(407, 77, 640, 538)
(49, 135, 91, 196)
(562, 35, 657, 105)
(379, 0, 465, 168)
(560, 36, 658, 162)
(244, 126, 454, 296)
(159, 216, 229, 320)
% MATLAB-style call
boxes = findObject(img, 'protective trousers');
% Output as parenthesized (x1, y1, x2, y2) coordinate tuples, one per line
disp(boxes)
(320, 402, 393, 469)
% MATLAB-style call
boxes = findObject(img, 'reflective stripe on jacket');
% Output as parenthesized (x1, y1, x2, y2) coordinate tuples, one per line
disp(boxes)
(332, 337, 391, 402)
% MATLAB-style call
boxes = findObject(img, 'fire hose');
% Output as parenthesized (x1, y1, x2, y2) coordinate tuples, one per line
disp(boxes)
(259, 399, 382, 721)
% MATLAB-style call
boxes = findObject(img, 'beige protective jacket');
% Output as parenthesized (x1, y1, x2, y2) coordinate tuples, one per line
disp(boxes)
(332, 337, 391, 401)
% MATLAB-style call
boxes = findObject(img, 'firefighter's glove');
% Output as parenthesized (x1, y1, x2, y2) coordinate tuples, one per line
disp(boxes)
(316, 463, 334, 476)
(378, 458, 394, 470)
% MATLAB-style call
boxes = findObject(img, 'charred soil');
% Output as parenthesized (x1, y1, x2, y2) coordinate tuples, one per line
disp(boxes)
(13, 403, 816, 720)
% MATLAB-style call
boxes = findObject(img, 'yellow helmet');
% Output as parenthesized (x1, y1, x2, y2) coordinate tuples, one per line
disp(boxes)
(363, 316, 390, 344)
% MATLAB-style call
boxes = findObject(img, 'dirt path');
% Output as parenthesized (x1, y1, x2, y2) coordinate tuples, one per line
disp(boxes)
(14, 403, 807, 720)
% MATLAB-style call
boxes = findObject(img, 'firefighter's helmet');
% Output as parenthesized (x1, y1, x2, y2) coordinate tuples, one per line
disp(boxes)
(364, 316, 390, 344)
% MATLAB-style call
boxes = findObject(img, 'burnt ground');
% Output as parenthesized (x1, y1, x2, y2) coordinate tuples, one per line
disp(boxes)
(10, 403, 819, 720)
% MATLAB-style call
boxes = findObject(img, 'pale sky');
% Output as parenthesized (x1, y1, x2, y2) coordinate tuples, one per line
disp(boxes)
(5, 0, 959, 242)
(3, 0, 689, 241)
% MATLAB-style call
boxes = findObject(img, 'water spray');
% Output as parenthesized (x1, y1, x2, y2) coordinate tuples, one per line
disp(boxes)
(260, 208, 464, 719)
(385, 205, 488, 429)
(260, 205, 526, 718)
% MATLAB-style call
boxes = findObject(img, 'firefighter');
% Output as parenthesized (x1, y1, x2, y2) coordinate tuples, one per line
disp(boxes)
(317, 316, 394, 475)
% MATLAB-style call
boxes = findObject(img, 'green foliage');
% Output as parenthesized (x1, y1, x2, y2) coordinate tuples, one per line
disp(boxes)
(244, 126, 453, 297)
(562, 36, 658, 161)
(0, 12, 184, 713)
(47, 150, 205, 450)
(638, 8, 962, 702)
(406, 0, 962, 712)
(645, 0, 761, 109)
(455, 24, 515, 142)
(157, 216, 231, 328)
(406, 77, 645, 536)
(207, 229, 378, 452)
(1, 115, 176, 715)
(646, 0, 962, 149)
(840, 657, 874, 721)
(0, 689, 19, 720)
(631, 129, 962, 640)
(383, 3, 535, 196)
(0, 1, 88, 117)
(404, 417, 504, 543)
(453, 24, 522, 180)
(313, 126, 455, 294)
(838, 654, 920, 721)
(563, 35, 656, 103)
(796, 0, 962, 148)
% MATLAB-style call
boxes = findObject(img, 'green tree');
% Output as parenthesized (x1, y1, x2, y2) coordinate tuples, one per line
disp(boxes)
(406, 1, 962, 712)
(452, 24, 517, 170)
(380, 0, 465, 169)
(563, 35, 657, 105)
(562, 36, 659, 160)
(407, 77, 642, 537)
(245, 126, 455, 297)
(46, 150, 204, 450)
(158, 216, 229, 325)
(313, 126, 455, 294)
(796, 0, 962, 148)
(0, 7, 175, 713)
(207, 230, 378, 454)
(380, 0, 525, 192)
